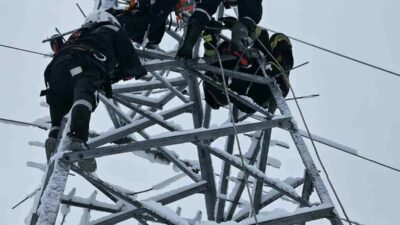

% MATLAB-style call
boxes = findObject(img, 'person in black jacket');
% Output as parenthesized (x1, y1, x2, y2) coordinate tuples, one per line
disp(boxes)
(177, 0, 263, 59)
(43, 9, 147, 172)
(202, 19, 293, 114)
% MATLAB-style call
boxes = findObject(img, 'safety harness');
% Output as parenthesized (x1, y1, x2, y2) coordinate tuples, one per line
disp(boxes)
(41, 21, 121, 98)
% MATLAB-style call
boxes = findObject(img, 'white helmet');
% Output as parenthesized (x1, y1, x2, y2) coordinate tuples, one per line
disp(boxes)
(93, 0, 117, 11)
(84, 10, 121, 26)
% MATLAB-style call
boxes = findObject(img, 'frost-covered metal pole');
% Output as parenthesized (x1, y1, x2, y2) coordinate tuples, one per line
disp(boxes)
(253, 104, 276, 213)
(63, 117, 290, 161)
(28, 119, 71, 225)
(150, 71, 189, 103)
(252, 129, 272, 214)
(258, 63, 344, 224)
(183, 66, 217, 220)
(203, 104, 212, 128)
(224, 131, 264, 220)
(215, 134, 235, 222)
(297, 171, 314, 225)
(234, 177, 305, 222)
(215, 107, 239, 221)
(87, 102, 194, 147)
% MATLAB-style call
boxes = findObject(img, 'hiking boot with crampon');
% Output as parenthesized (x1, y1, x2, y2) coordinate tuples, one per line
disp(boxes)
(176, 18, 204, 59)
(67, 136, 97, 173)
(45, 137, 57, 162)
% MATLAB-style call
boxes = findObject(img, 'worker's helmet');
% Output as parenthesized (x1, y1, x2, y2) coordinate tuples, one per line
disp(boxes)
(84, 9, 121, 27)
(93, 0, 118, 11)
(50, 35, 64, 54)
(269, 33, 294, 71)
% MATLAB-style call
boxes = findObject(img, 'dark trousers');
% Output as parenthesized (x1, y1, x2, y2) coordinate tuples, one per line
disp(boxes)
(147, 0, 179, 44)
(46, 54, 100, 141)
(127, 0, 179, 44)
(192, 0, 263, 27)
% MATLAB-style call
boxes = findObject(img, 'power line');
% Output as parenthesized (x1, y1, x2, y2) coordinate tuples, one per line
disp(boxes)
(299, 131, 400, 173)
(250, 113, 400, 174)
(286, 94, 320, 101)
(266, 28, 400, 78)
(0, 43, 51, 57)
(0, 117, 48, 130)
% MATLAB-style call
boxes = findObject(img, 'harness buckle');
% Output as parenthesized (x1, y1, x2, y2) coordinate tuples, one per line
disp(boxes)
(93, 52, 107, 62)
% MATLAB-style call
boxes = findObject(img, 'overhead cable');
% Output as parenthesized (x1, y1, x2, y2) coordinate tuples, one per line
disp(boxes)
(266, 28, 400, 78)
(0, 43, 51, 57)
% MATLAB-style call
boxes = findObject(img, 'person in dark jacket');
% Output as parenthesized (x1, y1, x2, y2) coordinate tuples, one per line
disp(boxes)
(43, 9, 147, 172)
(177, 0, 263, 59)
(202, 19, 293, 114)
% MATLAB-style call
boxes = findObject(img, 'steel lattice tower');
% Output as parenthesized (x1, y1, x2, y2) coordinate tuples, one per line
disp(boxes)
(25, 4, 346, 225)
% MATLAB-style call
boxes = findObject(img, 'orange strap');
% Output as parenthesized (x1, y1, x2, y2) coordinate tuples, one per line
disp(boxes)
(174, 0, 186, 11)
(174, 0, 194, 22)
(125, 0, 137, 11)
(232, 51, 249, 66)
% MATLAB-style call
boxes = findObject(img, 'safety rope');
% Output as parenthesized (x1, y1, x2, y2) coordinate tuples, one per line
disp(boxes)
(255, 37, 353, 225)
(204, 37, 260, 224)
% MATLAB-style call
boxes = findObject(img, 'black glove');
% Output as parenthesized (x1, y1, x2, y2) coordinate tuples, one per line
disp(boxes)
(204, 19, 224, 36)
(110, 68, 137, 83)
(133, 68, 148, 80)
(95, 79, 113, 98)
(103, 80, 113, 98)
(111, 65, 148, 82)
(220, 16, 237, 30)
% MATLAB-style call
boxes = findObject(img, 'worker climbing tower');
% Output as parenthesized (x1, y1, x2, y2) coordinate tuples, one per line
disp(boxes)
(19, 2, 349, 225)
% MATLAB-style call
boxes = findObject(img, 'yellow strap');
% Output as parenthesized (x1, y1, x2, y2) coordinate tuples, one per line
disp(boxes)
(255, 26, 262, 38)
(271, 34, 292, 50)
(203, 34, 213, 43)
(204, 49, 216, 57)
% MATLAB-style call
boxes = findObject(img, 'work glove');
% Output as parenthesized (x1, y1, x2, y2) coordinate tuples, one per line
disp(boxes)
(220, 16, 237, 30)
(109, 69, 134, 83)
(133, 68, 148, 80)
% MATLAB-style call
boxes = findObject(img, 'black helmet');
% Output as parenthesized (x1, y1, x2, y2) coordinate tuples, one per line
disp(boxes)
(270, 33, 294, 70)
(50, 35, 64, 54)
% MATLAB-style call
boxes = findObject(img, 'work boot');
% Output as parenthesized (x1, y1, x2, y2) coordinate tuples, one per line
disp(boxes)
(67, 136, 97, 173)
(231, 21, 249, 53)
(176, 18, 204, 59)
(45, 137, 57, 162)
(145, 43, 160, 50)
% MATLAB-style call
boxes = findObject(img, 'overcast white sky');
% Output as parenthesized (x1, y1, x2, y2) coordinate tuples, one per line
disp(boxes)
(0, 0, 399, 225)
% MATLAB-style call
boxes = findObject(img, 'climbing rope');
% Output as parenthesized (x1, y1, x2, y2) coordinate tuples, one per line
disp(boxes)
(255, 37, 353, 225)
(205, 38, 260, 223)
